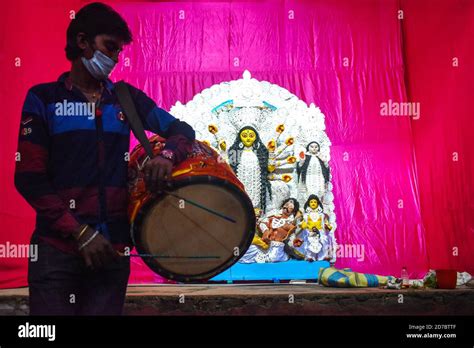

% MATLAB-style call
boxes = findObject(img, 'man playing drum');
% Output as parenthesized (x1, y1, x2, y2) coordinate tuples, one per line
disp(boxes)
(14, 2, 195, 315)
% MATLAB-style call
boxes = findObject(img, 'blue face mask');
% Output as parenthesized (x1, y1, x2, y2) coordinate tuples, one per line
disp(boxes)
(81, 50, 116, 81)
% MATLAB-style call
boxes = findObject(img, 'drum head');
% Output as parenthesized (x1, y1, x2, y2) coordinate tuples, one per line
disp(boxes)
(133, 177, 255, 282)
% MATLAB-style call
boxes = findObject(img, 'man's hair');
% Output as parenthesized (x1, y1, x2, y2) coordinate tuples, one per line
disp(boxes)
(65, 2, 132, 61)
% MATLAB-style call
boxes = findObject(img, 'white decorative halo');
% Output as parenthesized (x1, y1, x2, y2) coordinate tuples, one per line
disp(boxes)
(169, 70, 336, 233)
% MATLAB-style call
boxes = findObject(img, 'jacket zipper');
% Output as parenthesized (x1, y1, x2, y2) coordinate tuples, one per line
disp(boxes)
(95, 98, 108, 238)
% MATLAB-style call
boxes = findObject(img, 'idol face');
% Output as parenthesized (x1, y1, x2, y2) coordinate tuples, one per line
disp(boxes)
(309, 199, 318, 210)
(307, 142, 320, 155)
(282, 200, 295, 215)
(240, 128, 257, 148)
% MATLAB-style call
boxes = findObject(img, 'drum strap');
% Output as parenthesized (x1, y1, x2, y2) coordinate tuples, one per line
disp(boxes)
(115, 81, 155, 159)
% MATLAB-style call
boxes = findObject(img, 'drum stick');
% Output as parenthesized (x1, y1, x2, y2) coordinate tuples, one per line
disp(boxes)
(163, 190, 237, 223)
(117, 251, 220, 259)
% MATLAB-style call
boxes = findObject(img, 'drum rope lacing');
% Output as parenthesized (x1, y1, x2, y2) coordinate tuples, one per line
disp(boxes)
(164, 190, 237, 223)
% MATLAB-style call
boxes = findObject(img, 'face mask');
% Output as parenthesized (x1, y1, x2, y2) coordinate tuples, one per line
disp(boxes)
(81, 50, 116, 81)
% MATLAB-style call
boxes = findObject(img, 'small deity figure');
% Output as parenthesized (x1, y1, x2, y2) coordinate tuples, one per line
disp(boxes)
(254, 198, 300, 263)
(239, 198, 301, 263)
(238, 208, 269, 264)
(289, 195, 334, 262)
(318, 213, 336, 264)
(296, 141, 330, 203)
(299, 215, 322, 261)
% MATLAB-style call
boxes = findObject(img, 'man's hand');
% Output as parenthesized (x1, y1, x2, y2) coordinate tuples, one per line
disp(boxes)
(143, 156, 173, 192)
(73, 225, 119, 270)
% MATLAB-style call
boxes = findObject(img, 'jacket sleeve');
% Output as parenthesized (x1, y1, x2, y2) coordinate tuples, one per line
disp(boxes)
(14, 89, 81, 237)
(126, 84, 195, 164)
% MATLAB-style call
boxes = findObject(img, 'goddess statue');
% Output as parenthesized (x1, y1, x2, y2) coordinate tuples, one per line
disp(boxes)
(228, 126, 271, 211)
(296, 141, 330, 203)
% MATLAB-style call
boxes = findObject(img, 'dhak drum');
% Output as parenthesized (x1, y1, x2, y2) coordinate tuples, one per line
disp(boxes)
(128, 135, 255, 282)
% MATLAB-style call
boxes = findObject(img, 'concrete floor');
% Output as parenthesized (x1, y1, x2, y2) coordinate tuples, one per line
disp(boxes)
(1, 283, 473, 316)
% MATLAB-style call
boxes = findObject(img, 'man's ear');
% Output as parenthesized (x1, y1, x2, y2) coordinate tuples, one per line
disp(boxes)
(76, 32, 88, 50)
(76, 32, 93, 58)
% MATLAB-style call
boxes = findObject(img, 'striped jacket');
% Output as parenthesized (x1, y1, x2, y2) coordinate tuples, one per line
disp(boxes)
(15, 72, 195, 253)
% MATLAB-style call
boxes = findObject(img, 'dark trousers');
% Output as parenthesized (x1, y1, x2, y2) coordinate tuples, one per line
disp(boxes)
(28, 234, 130, 316)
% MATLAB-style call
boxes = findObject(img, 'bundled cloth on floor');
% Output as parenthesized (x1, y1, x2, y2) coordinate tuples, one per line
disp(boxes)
(318, 266, 395, 288)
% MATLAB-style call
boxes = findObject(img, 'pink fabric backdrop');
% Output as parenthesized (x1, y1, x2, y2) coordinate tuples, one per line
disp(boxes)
(112, 0, 426, 281)
(1, 0, 472, 288)
(402, 0, 474, 272)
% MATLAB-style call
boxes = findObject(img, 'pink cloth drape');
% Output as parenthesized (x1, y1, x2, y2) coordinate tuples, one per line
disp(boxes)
(1, 0, 472, 288)
(402, 0, 474, 273)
